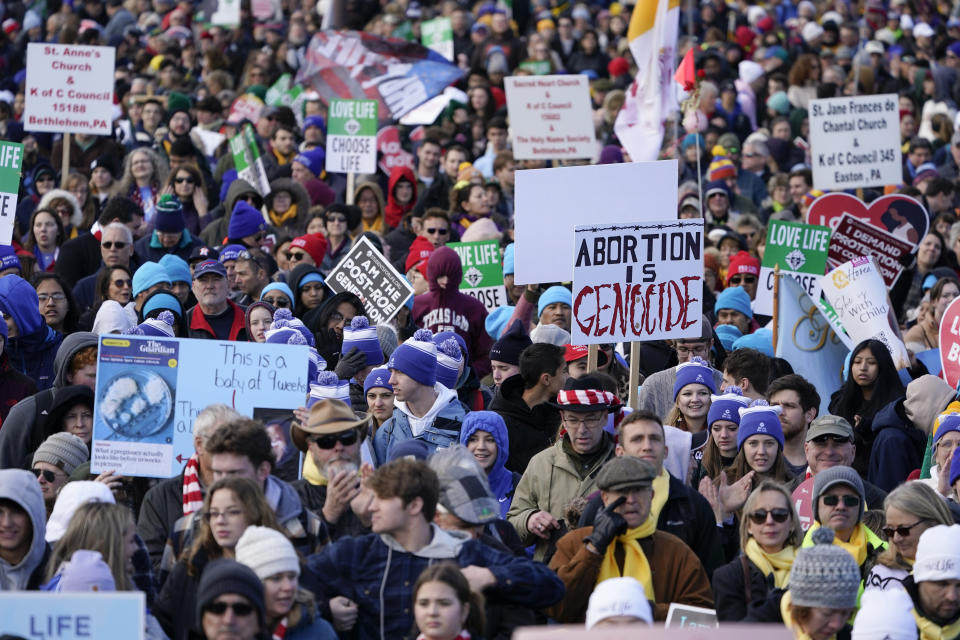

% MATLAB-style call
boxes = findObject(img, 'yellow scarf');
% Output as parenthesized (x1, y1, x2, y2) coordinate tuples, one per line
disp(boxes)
(744, 538, 796, 589)
(302, 454, 326, 486)
(269, 203, 298, 227)
(594, 471, 668, 601)
(363, 215, 386, 234)
(809, 522, 869, 566)
(913, 608, 960, 640)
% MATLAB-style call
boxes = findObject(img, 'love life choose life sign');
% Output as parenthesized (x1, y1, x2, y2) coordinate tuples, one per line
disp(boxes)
(0, 141, 24, 245)
(572, 219, 704, 345)
(325, 98, 378, 175)
(755, 220, 831, 316)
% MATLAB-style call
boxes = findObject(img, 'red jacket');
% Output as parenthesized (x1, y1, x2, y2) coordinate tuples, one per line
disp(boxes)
(186, 299, 248, 341)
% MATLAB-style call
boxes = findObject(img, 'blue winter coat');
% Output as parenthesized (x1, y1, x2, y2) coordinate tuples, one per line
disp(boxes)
(459, 410, 521, 517)
(303, 525, 565, 640)
(868, 398, 928, 493)
(372, 386, 467, 465)
(0, 275, 63, 390)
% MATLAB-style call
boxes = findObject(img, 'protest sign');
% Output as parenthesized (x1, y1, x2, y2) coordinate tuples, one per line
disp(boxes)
(325, 98, 378, 175)
(325, 236, 414, 323)
(377, 125, 415, 175)
(775, 274, 848, 416)
(806, 192, 928, 246)
(572, 219, 703, 344)
(514, 625, 793, 640)
(0, 141, 24, 245)
(755, 220, 830, 316)
(448, 240, 506, 312)
(939, 297, 960, 387)
(665, 604, 719, 628)
(399, 87, 468, 126)
(792, 477, 815, 530)
(514, 160, 678, 284)
(504, 75, 595, 160)
(819, 256, 909, 369)
(827, 213, 913, 287)
(24, 43, 116, 136)
(227, 92, 265, 125)
(229, 123, 270, 196)
(421, 17, 454, 60)
(0, 591, 145, 640)
(91, 336, 309, 478)
(808, 94, 902, 190)
(297, 31, 464, 120)
(519, 60, 552, 75)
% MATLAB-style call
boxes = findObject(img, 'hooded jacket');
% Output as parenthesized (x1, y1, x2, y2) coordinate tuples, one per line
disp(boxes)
(488, 374, 560, 474)
(413, 247, 492, 378)
(354, 181, 390, 235)
(265, 178, 311, 239)
(0, 331, 98, 469)
(0, 275, 64, 390)
(372, 384, 466, 465)
(0, 469, 49, 590)
(459, 412, 521, 518)
(134, 228, 204, 264)
(198, 179, 259, 248)
(38, 190, 84, 235)
(287, 263, 327, 321)
(303, 524, 565, 640)
(383, 166, 416, 229)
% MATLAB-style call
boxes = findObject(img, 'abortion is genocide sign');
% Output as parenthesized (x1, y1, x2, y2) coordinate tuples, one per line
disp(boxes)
(572, 220, 704, 345)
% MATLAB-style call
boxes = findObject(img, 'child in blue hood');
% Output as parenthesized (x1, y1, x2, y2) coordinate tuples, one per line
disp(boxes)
(0, 275, 63, 390)
(459, 411, 521, 518)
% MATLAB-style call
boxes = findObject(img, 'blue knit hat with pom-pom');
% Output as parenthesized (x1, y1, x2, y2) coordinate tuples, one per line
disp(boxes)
(388, 329, 438, 387)
(435, 338, 463, 389)
(708, 386, 749, 427)
(307, 347, 327, 385)
(736, 399, 784, 450)
(341, 316, 383, 367)
(307, 370, 350, 408)
(269, 308, 315, 347)
(131, 310, 176, 338)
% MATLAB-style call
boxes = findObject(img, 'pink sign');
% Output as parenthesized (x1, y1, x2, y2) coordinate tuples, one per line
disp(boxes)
(791, 476, 815, 531)
(939, 296, 960, 388)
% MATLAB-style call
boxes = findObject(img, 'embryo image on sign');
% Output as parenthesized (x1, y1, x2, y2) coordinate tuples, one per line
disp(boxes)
(99, 370, 174, 439)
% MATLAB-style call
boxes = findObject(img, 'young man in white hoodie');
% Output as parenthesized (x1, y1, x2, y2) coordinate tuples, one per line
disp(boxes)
(372, 329, 467, 465)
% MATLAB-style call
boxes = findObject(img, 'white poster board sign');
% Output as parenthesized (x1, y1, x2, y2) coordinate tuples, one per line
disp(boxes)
(514, 160, 678, 285)
(24, 43, 116, 135)
(0, 592, 145, 640)
(504, 75, 595, 160)
(808, 94, 902, 191)
(572, 220, 703, 344)
(819, 255, 909, 368)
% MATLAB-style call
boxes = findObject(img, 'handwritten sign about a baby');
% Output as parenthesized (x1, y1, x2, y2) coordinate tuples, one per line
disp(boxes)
(91, 336, 309, 478)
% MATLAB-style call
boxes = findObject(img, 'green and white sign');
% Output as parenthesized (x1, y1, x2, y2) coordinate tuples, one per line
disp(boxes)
(519, 60, 551, 75)
(229, 123, 270, 196)
(0, 141, 24, 245)
(755, 219, 831, 316)
(421, 17, 454, 61)
(325, 98, 378, 175)
(448, 240, 506, 312)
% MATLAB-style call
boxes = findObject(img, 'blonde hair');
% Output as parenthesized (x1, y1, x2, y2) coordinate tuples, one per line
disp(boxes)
(876, 482, 953, 569)
(47, 502, 135, 590)
(738, 480, 803, 550)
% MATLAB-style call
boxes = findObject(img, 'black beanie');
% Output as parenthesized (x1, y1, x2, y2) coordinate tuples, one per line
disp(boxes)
(490, 319, 532, 366)
(195, 559, 265, 630)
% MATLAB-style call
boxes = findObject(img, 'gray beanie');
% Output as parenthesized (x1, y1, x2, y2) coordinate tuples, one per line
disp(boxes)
(32, 432, 89, 476)
(812, 465, 865, 523)
(789, 527, 861, 609)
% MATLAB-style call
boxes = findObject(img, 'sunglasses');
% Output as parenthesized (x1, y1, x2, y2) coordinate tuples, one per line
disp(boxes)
(747, 508, 791, 524)
(729, 275, 757, 285)
(261, 296, 290, 308)
(102, 241, 128, 250)
(810, 434, 851, 446)
(821, 494, 860, 507)
(113, 278, 132, 288)
(175, 176, 195, 184)
(31, 468, 61, 482)
(204, 601, 255, 616)
(882, 520, 927, 539)
(425, 227, 449, 235)
(285, 251, 309, 262)
(309, 429, 359, 449)
(326, 215, 347, 224)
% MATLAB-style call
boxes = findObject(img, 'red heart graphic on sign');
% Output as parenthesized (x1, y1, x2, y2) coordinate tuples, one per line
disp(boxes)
(940, 296, 960, 388)
(805, 192, 929, 251)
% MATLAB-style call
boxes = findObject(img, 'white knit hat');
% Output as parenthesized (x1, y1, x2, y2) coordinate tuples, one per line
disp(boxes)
(235, 526, 300, 581)
(851, 588, 918, 640)
(585, 577, 653, 629)
(46, 481, 116, 542)
(914, 524, 960, 582)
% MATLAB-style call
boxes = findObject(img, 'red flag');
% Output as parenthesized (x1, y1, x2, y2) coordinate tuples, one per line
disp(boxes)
(674, 47, 696, 92)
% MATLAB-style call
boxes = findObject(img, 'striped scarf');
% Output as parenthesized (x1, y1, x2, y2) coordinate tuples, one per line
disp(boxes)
(182, 454, 204, 515)
(272, 617, 288, 640)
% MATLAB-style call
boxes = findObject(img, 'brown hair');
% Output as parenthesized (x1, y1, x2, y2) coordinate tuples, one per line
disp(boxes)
(205, 418, 275, 471)
(721, 445, 793, 487)
(369, 459, 440, 521)
(413, 563, 485, 639)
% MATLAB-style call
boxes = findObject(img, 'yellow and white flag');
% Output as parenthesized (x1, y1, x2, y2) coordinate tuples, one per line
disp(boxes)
(614, 0, 680, 162)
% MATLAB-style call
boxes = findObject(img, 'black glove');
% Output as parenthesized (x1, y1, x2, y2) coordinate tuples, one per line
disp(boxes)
(334, 347, 366, 380)
(584, 496, 627, 554)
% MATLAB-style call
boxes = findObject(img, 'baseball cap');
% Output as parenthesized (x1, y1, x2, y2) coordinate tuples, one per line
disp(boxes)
(806, 414, 854, 442)
(188, 245, 219, 264)
(193, 259, 227, 279)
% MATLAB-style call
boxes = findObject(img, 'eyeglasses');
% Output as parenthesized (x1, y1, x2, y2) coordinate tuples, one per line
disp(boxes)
(563, 414, 606, 429)
(261, 296, 290, 308)
(113, 278, 132, 288)
(675, 343, 709, 356)
(175, 176, 195, 184)
(203, 601, 255, 616)
(204, 508, 245, 521)
(810, 434, 851, 446)
(102, 241, 128, 250)
(747, 508, 791, 524)
(882, 520, 928, 539)
(729, 275, 757, 285)
(820, 494, 860, 507)
(31, 468, 62, 482)
(425, 227, 449, 235)
(37, 293, 66, 303)
(743, 152, 761, 158)
(309, 429, 359, 449)
(285, 251, 309, 262)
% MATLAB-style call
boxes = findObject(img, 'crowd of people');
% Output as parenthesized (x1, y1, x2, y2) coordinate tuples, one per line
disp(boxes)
(2, 0, 960, 638)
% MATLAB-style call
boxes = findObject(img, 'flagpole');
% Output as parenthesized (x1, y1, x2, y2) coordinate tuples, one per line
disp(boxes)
(772, 264, 781, 353)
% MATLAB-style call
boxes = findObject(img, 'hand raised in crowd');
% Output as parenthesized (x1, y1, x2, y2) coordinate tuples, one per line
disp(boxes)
(527, 509, 561, 539)
(329, 596, 359, 631)
(698, 475, 724, 524)
(349, 463, 376, 527)
(321, 466, 363, 524)
(193, 187, 208, 216)
(333, 347, 366, 380)
(719, 470, 755, 515)
(93, 469, 123, 494)
(584, 496, 627, 554)
(460, 565, 497, 592)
